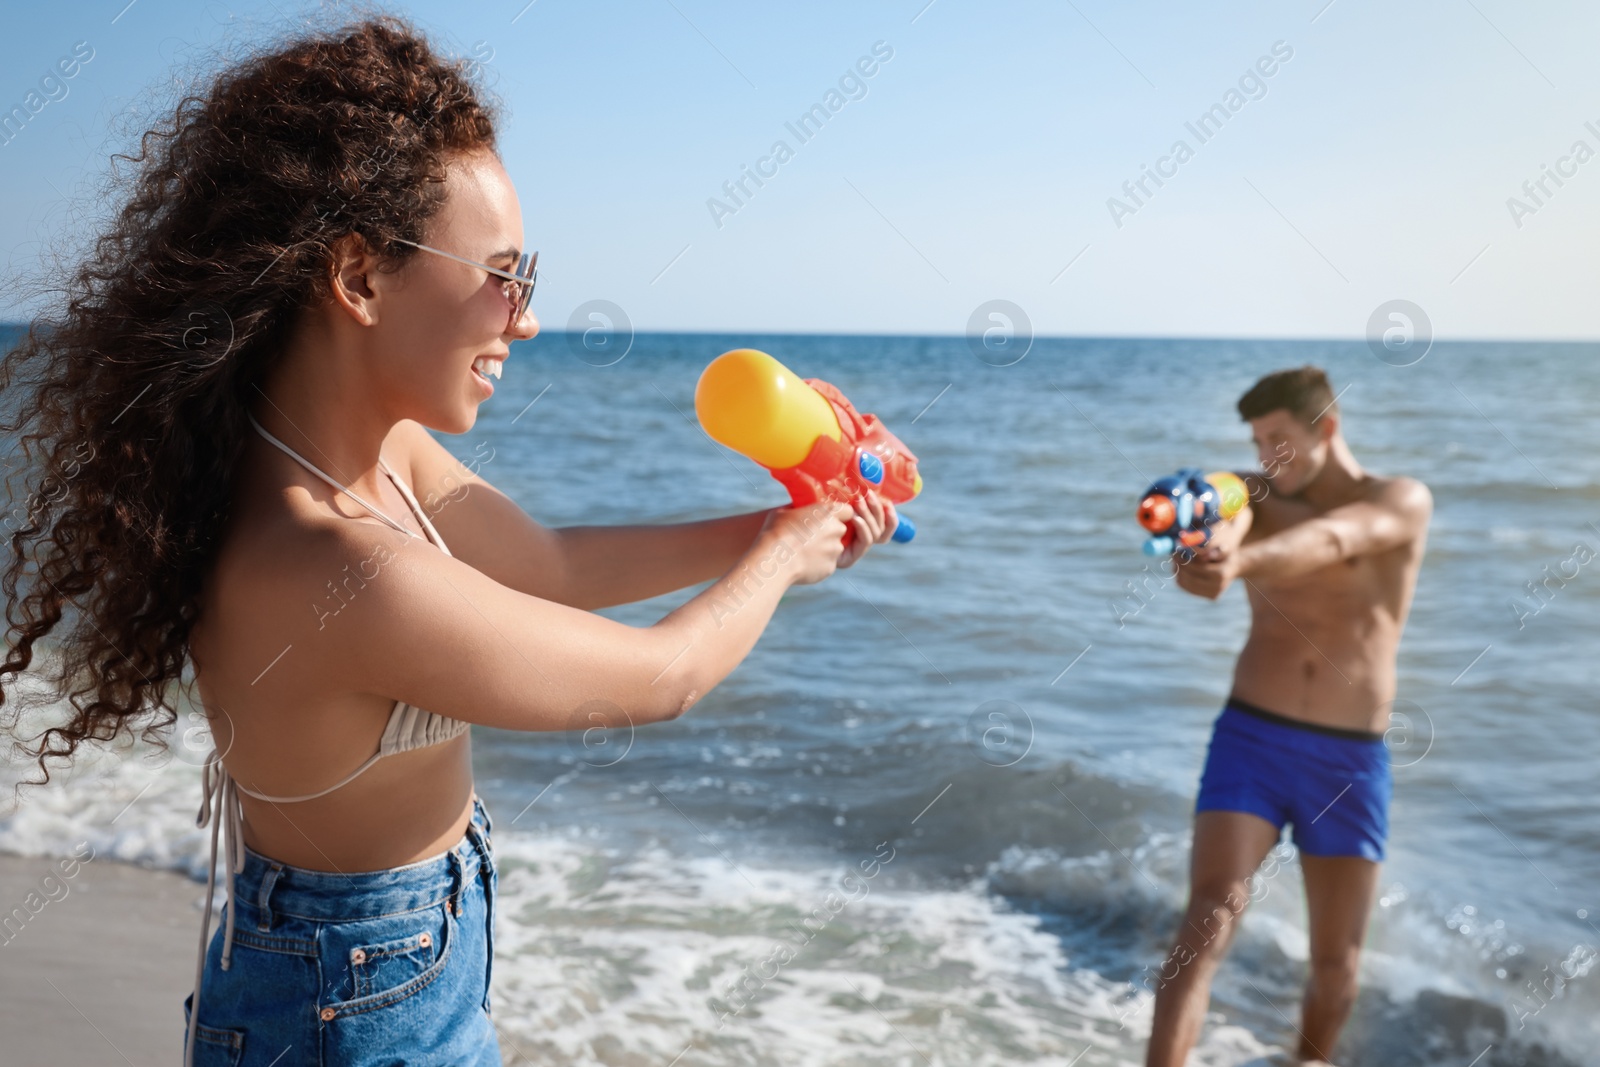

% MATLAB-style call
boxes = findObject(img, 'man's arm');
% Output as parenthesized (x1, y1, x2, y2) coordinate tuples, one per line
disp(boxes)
(1176, 478, 1430, 599)
(1235, 478, 1432, 582)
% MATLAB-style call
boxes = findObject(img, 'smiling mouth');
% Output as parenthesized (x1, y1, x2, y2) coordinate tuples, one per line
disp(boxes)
(471, 355, 504, 381)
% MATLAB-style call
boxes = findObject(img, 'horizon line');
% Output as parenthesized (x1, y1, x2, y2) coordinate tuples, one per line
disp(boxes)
(1, 322, 1596, 347)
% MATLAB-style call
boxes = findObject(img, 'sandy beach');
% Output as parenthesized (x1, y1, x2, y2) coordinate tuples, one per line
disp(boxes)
(0, 854, 196, 1065)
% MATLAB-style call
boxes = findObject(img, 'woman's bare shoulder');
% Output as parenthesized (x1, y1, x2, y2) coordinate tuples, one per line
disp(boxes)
(195, 482, 392, 689)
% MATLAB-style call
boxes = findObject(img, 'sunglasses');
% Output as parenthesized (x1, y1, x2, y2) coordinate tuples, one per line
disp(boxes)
(393, 238, 538, 330)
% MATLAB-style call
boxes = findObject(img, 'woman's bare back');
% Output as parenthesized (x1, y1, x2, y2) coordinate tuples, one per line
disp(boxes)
(189, 434, 475, 871)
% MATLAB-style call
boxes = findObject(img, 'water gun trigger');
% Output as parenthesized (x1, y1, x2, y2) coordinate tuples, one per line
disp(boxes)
(856, 451, 885, 485)
(848, 448, 916, 541)
(796, 377, 920, 545)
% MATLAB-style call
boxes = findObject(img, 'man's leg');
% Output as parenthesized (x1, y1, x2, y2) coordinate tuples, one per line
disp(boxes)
(1295, 855, 1379, 1064)
(1145, 810, 1281, 1067)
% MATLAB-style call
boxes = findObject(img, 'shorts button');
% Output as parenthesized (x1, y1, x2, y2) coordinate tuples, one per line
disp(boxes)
(418, 932, 432, 948)
(350, 948, 367, 964)
(319, 1007, 336, 1022)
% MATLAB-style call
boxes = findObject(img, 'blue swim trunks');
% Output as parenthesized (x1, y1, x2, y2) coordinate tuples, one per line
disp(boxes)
(1195, 696, 1392, 862)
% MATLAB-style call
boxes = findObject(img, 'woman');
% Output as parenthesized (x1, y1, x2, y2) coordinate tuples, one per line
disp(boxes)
(0, 15, 894, 1066)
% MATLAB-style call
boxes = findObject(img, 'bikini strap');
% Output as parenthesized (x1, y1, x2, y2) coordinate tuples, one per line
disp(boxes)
(377, 457, 453, 558)
(228, 751, 387, 804)
(246, 412, 414, 539)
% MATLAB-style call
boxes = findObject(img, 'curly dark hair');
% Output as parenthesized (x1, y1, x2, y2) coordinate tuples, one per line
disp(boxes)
(0, 10, 501, 786)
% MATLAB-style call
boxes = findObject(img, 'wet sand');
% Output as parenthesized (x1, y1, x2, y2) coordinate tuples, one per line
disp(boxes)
(0, 854, 197, 1065)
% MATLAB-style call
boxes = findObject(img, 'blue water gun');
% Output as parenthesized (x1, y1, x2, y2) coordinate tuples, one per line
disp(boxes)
(1136, 468, 1249, 557)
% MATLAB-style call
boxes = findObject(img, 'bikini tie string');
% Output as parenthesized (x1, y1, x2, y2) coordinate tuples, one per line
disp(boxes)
(186, 749, 244, 1067)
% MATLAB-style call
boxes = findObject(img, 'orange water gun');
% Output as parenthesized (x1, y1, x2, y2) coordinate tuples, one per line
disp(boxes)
(1137, 468, 1249, 558)
(695, 349, 921, 546)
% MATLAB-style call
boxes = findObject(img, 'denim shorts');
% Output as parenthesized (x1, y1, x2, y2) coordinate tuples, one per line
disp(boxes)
(183, 799, 500, 1066)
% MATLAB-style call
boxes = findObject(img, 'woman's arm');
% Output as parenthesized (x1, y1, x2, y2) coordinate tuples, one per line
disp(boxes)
(317, 500, 856, 732)
(395, 419, 775, 608)
(549, 511, 775, 610)
(394, 420, 889, 609)
(435, 463, 777, 608)
(553, 492, 895, 606)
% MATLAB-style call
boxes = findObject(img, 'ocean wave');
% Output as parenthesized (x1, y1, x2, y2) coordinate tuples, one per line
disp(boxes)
(0, 728, 1591, 1065)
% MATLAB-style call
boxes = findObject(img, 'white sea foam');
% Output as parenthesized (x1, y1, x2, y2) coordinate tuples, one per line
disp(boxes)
(485, 830, 1195, 1066)
(2, 713, 1595, 1064)
(0, 727, 1290, 1065)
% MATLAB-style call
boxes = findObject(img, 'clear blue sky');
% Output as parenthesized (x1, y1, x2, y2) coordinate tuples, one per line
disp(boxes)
(3, 0, 1598, 339)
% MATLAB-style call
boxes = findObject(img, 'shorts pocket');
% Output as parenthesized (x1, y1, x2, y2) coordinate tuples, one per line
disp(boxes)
(323, 902, 453, 1018)
(194, 1024, 246, 1067)
(351, 927, 440, 999)
(182, 994, 246, 1066)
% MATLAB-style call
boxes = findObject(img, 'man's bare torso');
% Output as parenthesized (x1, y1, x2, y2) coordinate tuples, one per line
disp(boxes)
(1230, 473, 1428, 733)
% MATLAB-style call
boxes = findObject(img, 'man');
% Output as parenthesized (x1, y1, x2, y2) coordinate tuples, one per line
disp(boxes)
(1146, 366, 1432, 1066)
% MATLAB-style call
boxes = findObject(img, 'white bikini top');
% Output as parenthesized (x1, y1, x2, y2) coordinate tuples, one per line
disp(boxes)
(185, 413, 471, 1067)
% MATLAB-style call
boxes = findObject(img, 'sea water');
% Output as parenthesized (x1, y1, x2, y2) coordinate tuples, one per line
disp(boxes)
(2, 329, 1596, 1065)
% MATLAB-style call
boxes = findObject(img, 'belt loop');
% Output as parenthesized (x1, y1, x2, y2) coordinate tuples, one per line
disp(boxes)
(468, 799, 493, 866)
(256, 862, 284, 933)
(476, 795, 493, 839)
(446, 847, 464, 917)
(461, 822, 490, 884)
